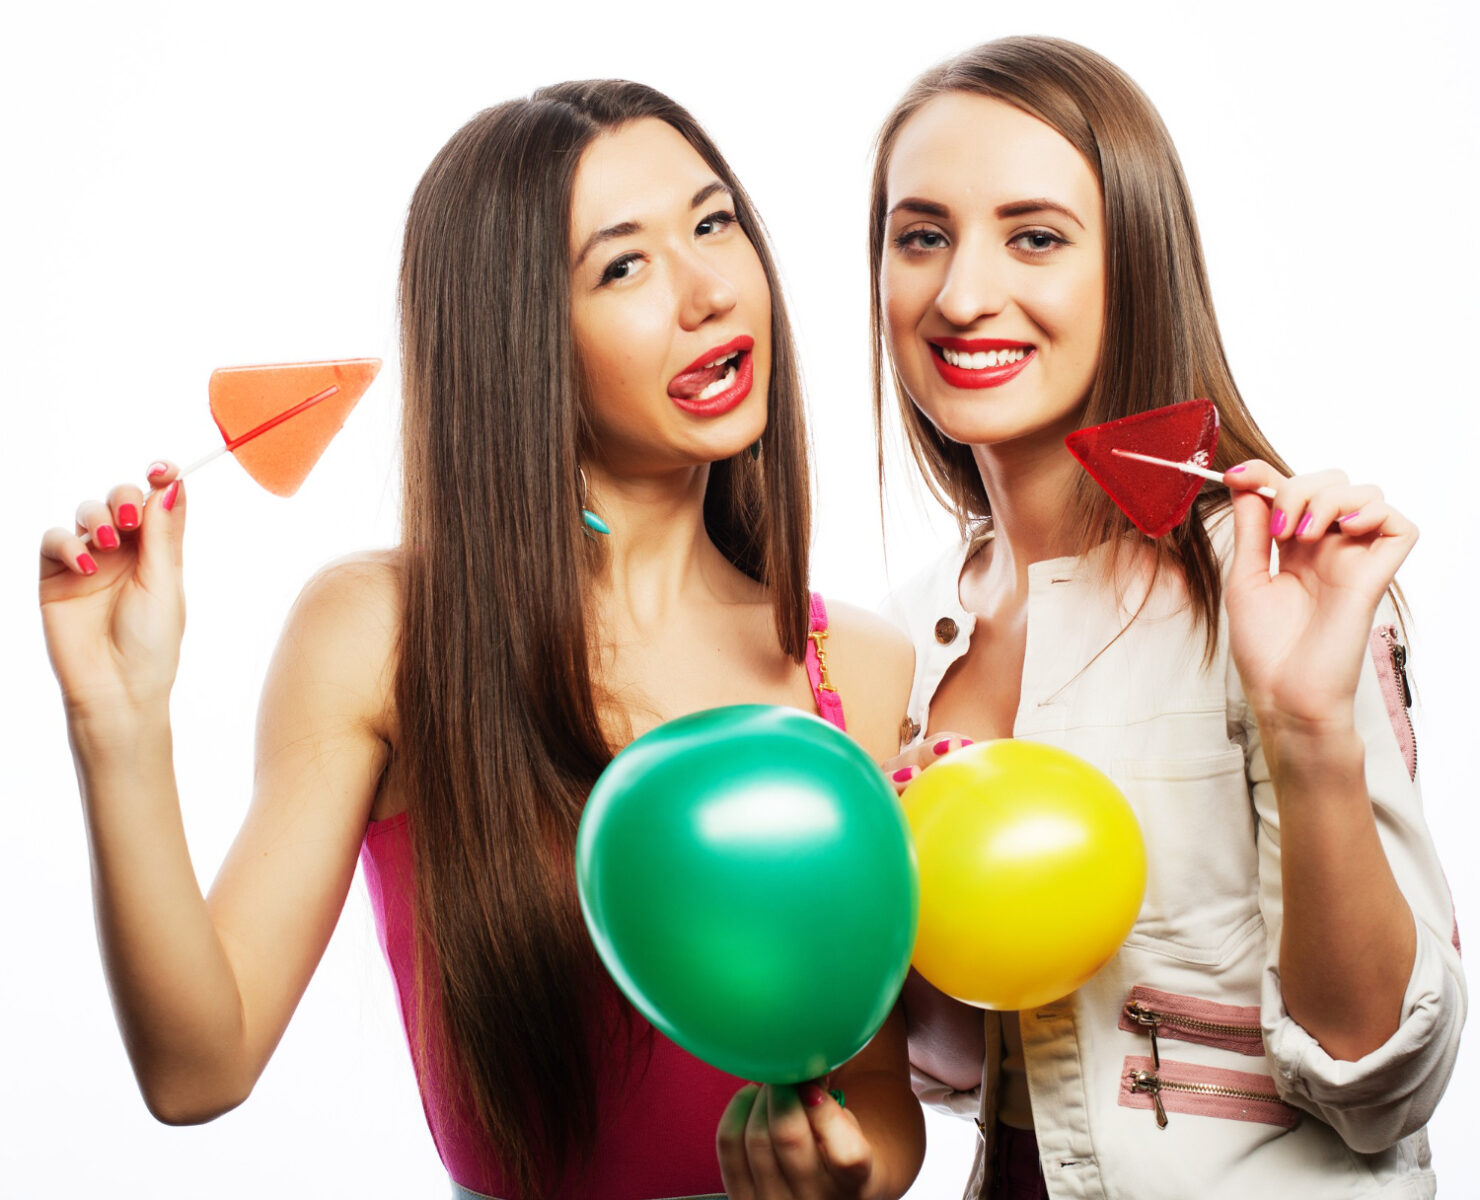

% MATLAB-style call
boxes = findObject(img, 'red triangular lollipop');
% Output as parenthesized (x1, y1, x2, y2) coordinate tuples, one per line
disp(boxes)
(1065, 400, 1218, 538)
(207, 358, 380, 496)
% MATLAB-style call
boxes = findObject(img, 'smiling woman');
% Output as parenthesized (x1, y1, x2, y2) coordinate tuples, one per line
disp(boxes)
(871, 37, 1464, 1200)
(37, 79, 924, 1200)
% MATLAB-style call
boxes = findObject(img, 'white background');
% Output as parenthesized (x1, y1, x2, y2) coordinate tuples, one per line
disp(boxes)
(5, 1, 1476, 1196)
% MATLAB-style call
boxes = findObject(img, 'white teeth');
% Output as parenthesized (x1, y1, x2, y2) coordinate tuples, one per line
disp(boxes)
(696, 365, 737, 401)
(941, 346, 1028, 369)
(702, 351, 738, 370)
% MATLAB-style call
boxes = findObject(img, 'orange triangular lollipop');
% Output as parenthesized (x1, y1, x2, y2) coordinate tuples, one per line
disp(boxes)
(207, 358, 380, 496)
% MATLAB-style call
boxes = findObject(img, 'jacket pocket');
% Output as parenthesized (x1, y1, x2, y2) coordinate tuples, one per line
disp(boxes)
(1119, 984, 1264, 1068)
(1110, 748, 1261, 961)
(1118, 1055, 1300, 1131)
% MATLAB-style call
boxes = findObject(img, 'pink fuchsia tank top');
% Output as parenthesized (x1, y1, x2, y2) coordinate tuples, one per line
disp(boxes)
(360, 593, 847, 1199)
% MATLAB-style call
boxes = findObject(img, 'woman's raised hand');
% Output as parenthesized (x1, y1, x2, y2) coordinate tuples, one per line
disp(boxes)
(718, 1082, 882, 1200)
(39, 461, 187, 718)
(1224, 461, 1418, 729)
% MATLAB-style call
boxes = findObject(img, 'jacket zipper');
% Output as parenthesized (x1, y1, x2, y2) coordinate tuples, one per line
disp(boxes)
(1377, 625, 1417, 778)
(1121, 994, 1263, 1068)
(1128, 1067, 1284, 1130)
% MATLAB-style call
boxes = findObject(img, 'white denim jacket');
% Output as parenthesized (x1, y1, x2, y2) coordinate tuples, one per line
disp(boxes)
(881, 516, 1464, 1199)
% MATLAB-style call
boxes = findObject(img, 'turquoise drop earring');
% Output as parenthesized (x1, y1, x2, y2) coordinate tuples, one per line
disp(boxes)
(579, 468, 610, 535)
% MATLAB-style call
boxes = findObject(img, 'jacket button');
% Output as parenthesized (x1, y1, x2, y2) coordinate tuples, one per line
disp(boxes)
(934, 617, 958, 644)
(900, 717, 921, 745)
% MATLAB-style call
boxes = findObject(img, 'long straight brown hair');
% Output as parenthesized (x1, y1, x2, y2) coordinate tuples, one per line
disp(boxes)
(394, 80, 811, 1197)
(870, 37, 1293, 658)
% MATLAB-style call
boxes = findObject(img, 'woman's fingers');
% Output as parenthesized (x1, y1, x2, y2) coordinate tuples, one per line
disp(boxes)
(75, 498, 121, 551)
(717, 1083, 763, 1199)
(758, 1084, 825, 1194)
(107, 481, 146, 534)
(39, 526, 100, 578)
(719, 1082, 870, 1199)
(798, 1082, 872, 1188)
(145, 459, 180, 488)
(885, 731, 974, 794)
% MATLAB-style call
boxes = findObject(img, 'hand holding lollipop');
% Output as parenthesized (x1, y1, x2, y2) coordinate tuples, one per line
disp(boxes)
(1065, 398, 1418, 723)
(40, 358, 378, 716)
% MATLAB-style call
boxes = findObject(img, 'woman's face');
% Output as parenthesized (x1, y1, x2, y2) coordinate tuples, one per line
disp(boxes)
(569, 118, 771, 474)
(881, 93, 1106, 452)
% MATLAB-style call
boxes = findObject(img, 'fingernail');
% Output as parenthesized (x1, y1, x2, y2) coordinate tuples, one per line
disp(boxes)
(147, 462, 169, 480)
(798, 1082, 825, 1108)
(959, 738, 974, 747)
(162, 480, 181, 512)
(1225, 464, 1246, 474)
(1295, 513, 1313, 536)
(1338, 510, 1362, 524)
(932, 738, 954, 755)
(95, 525, 119, 550)
(117, 503, 139, 530)
(1269, 509, 1287, 537)
(892, 766, 918, 783)
(77, 553, 98, 576)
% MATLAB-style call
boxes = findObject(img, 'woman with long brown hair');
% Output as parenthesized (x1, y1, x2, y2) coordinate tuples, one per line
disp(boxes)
(872, 37, 1463, 1199)
(38, 80, 923, 1200)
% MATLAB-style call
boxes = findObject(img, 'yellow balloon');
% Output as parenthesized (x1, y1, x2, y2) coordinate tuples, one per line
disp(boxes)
(901, 739, 1146, 1010)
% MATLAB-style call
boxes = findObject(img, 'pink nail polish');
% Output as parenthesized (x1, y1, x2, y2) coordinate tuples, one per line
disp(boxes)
(147, 462, 169, 479)
(95, 525, 119, 550)
(117, 503, 139, 530)
(798, 1082, 825, 1108)
(162, 481, 181, 512)
(77, 553, 98, 576)
(959, 738, 974, 747)
(892, 767, 917, 783)
(1338, 510, 1362, 524)
(1295, 513, 1313, 536)
(932, 738, 953, 755)
(1225, 464, 1246, 474)
(1269, 509, 1287, 537)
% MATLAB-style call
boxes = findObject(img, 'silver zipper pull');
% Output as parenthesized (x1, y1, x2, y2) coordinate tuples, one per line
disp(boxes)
(1125, 1001, 1162, 1069)
(1131, 1069, 1169, 1129)
(1392, 642, 1413, 708)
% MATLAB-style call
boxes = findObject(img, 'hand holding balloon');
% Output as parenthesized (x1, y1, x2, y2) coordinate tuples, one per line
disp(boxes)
(576, 705, 919, 1083)
(901, 739, 1145, 1010)
(718, 1081, 881, 1200)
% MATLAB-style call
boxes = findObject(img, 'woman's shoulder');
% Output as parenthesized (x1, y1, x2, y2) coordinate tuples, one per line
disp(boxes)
(278, 549, 403, 734)
(294, 548, 403, 618)
(819, 596, 914, 762)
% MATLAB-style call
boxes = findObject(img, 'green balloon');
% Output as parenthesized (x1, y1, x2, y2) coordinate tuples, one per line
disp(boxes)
(577, 705, 919, 1083)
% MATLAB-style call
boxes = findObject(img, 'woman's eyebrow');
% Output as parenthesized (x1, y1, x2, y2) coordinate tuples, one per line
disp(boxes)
(995, 198, 1084, 229)
(574, 181, 732, 270)
(690, 180, 729, 209)
(887, 197, 950, 219)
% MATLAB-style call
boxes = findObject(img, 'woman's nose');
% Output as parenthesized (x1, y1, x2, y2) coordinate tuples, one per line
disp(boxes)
(934, 241, 1007, 328)
(678, 253, 739, 329)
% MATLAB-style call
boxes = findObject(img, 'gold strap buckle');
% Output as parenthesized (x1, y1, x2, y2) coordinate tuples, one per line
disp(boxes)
(807, 628, 836, 693)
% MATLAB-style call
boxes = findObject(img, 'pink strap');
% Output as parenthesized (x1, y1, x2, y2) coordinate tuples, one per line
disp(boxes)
(805, 592, 847, 731)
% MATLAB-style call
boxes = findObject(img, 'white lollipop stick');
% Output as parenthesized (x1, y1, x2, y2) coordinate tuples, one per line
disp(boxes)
(1110, 448, 1278, 499)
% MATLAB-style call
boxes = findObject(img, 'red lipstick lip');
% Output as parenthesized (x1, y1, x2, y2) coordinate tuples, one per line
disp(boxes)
(674, 335, 755, 380)
(668, 334, 756, 417)
(929, 339, 1036, 390)
(669, 347, 755, 416)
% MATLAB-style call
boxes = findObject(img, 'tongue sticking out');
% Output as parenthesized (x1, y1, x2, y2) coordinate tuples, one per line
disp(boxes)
(1065, 399, 1219, 538)
(668, 356, 735, 400)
